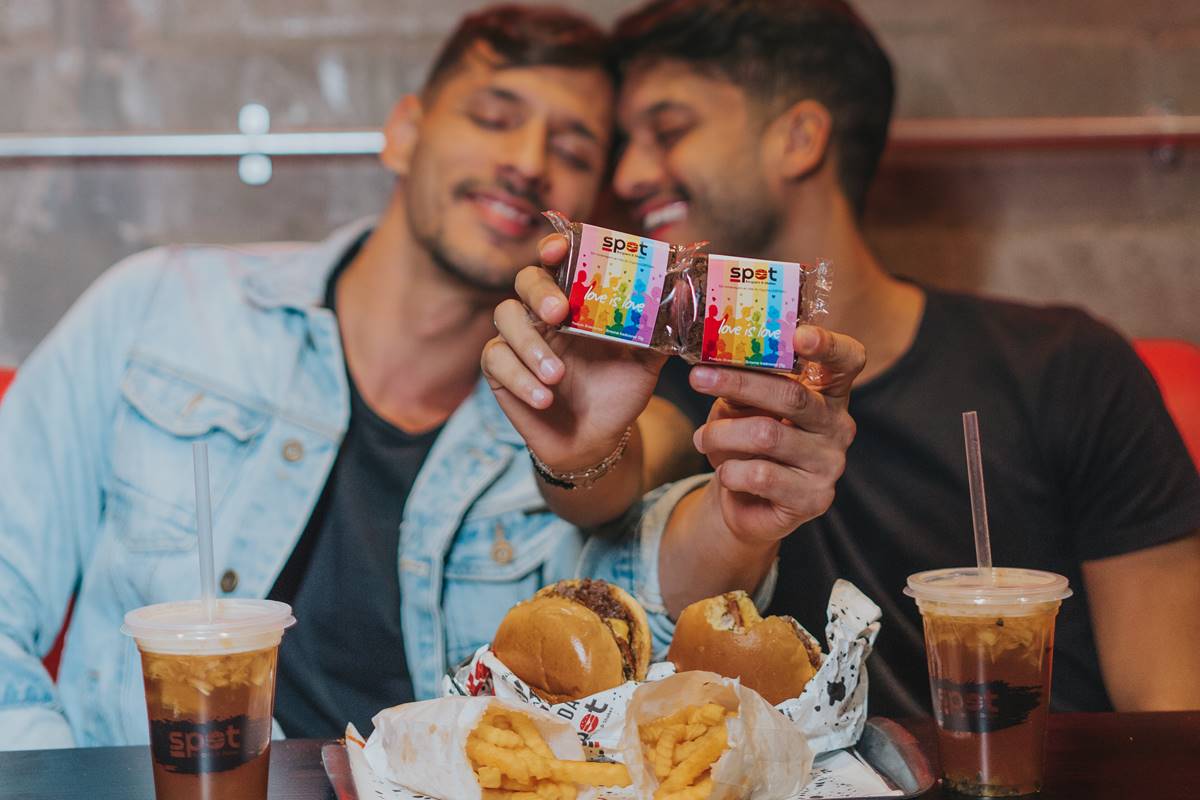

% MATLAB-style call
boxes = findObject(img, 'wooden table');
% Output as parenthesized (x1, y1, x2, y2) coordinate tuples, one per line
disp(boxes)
(0, 739, 333, 800)
(904, 711, 1200, 799)
(1, 712, 1196, 799)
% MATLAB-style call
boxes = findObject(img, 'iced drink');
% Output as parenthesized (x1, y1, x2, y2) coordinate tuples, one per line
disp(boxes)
(906, 568, 1070, 796)
(122, 599, 295, 800)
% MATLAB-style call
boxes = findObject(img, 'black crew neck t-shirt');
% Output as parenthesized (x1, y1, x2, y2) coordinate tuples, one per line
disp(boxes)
(269, 236, 442, 738)
(657, 287, 1200, 716)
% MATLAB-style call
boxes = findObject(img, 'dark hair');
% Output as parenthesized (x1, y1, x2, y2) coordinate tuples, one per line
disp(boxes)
(424, 4, 613, 94)
(614, 0, 894, 216)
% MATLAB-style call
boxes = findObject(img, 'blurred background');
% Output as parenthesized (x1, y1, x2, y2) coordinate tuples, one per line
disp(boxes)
(0, 0, 1196, 364)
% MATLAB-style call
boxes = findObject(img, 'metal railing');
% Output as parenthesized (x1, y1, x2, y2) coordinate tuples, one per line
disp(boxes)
(889, 114, 1200, 149)
(1, 105, 1194, 185)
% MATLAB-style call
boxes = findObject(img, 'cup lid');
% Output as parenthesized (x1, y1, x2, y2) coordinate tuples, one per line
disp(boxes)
(121, 599, 296, 647)
(904, 567, 1072, 606)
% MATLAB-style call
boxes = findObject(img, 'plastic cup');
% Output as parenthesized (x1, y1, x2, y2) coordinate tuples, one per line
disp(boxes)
(122, 599, 296, 800)
(905, 568, 1071, 797)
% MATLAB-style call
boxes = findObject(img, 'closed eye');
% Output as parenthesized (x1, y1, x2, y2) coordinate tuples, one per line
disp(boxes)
(654, 126, 691, 150)
(551, 134, 598, 173)
(466, 87, 523, 131)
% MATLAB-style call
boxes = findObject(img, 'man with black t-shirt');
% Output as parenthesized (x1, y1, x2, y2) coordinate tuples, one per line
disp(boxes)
(485, 0, 1200, 715)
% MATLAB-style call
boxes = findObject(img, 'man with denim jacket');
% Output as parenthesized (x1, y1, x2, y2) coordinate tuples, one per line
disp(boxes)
(0, 4, 620, 749)
(0, 4, 865, 750)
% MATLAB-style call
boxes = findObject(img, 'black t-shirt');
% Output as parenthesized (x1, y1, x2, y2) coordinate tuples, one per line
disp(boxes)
(269, 238, 441, 738)
(660, 287, 1200, 716)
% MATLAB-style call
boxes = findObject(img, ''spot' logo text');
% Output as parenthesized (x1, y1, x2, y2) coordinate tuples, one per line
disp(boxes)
(601, 236, 651, 257)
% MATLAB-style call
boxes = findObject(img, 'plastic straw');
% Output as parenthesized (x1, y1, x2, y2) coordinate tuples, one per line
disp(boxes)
(192, 442, 217, 622)
(962, 411, 994, 584)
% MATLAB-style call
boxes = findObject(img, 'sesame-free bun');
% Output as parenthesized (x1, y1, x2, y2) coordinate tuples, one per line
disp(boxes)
(668, 591, 823, 706)
(491, 579, 651, 703)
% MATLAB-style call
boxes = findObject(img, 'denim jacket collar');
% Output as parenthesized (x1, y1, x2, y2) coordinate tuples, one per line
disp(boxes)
(240, 215, 527, 449)
(242, 217, 377, 313)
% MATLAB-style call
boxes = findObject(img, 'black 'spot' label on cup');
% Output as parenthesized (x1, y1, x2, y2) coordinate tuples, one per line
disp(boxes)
(149, 714, 271, 774)
(931, 679, 1042, 733)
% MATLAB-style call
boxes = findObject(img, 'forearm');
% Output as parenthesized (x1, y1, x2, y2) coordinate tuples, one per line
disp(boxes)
(1085, 532, 1200, 711)
(640, 397, 706, 489)
(539, 425, 645, 528)
(538, 397, 704, 528)
(657, 484, 778, 619)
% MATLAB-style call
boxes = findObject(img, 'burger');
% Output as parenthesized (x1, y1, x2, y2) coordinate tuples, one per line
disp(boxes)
(491, 579, 652, 703)
(668, 591, 823, 705)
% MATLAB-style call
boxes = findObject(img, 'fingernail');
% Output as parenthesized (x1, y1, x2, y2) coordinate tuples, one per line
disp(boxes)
(692, 427, 706, 453)
(539, 356, 560, 380)
(797, 325, 821, 352)
(532, 387, 552, 407)
(541, 296, 564, 319)
(692, 366, 718, 389)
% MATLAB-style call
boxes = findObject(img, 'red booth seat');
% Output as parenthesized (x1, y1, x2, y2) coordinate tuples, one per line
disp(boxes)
(0, 368, 70, 680)
(1133, 339, 1200, 470)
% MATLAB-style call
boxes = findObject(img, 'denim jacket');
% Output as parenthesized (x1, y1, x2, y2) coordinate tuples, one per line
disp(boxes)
(0, 220, 698, 750)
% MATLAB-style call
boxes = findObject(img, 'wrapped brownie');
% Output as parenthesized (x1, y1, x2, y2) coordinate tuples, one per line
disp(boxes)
(543, 210, 688, 352)
(670, 251, 832, 373)
(542, 211, 831, 374)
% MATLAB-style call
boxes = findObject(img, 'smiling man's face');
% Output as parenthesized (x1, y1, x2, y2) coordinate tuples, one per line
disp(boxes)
(404, 49, 614, 291)
(613, 59, 780, 255)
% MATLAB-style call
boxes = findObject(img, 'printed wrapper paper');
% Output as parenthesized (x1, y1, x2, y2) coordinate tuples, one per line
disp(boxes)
(444, 646, 675, 760)
(345, 723, 901, 800)
(445, 579, 881, 758)
(776, 579, 882, 754)
(363, 696, 599, 800)
(618, 671, 813, 800)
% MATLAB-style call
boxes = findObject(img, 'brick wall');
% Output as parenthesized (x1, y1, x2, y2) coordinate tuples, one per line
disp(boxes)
(0, 1, 1195, 363)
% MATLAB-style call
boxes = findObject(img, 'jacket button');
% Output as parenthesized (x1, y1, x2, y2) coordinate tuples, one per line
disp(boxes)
(282, 439, 304, 462)
(491, 523, 514, 565)
(220, 569, 238, 593)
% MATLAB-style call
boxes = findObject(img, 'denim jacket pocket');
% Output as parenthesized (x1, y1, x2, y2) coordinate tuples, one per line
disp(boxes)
(110, 360, 268, 551)
(440, 511, 580, 668)
(107, 481, 197, 552)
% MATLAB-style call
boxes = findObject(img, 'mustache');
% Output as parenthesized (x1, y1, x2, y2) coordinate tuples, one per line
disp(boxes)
(453, 177, 546, 211)
(631, 183, 692, 213)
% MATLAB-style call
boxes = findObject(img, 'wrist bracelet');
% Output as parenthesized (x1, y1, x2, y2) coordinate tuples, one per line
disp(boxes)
(529, 426, 633, 491)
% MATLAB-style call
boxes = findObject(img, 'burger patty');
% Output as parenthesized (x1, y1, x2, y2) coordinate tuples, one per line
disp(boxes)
(554, 580, 637, 679)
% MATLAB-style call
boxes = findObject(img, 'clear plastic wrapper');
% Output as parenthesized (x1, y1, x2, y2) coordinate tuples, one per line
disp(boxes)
(671, 250, 832, 373)
(543, 210, 682, 351)
(543, 211, 831, 373)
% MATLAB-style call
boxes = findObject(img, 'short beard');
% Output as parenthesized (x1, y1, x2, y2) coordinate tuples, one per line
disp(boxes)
(697, 192, 780, 256)
(426, 240, 515, 295)
(406, 192, 518, 295)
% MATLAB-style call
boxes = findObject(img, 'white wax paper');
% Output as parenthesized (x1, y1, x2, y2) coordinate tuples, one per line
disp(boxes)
(345, 724, 902, 800)
(363, 696, 598, 800)
(617, 670, 813, 800)
(775, 580, 882, 753)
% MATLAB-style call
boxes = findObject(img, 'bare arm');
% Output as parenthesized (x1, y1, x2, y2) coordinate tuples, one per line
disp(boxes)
(640, 397, 706, 490)
(534, 419, 647, 528)
(658, 327, 865, 617)
(657, 483, 780, 615)
(1083, 531, 1200, 711)
(483, 235, 695, 528)
(533, 397, 703, 526)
